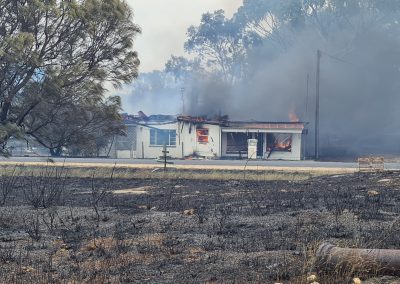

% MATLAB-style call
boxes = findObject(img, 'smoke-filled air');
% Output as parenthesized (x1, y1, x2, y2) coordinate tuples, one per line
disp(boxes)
(121, 0, 400, 157)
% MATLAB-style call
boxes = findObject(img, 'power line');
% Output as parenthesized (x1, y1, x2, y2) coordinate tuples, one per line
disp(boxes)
(320, 50, 367, 70)
(320, 51, 351, 65)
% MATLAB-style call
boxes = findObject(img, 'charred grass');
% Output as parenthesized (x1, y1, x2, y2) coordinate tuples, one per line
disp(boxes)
(0, 165, 399, 283)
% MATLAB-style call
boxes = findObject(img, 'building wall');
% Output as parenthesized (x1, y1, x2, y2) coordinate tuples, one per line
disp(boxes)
(115, 121, 303, 160)
(135, 122, 221, 159)
(136, 122, 182, 159)
(178, 122, 221, 158)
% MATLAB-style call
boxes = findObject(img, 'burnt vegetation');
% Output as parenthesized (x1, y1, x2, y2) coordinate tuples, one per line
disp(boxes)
(0, 167, 399, 283)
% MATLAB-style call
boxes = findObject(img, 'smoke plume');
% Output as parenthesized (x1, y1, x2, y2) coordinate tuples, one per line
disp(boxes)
(184, 10, 400, 157)
(125, 4, 400, 158)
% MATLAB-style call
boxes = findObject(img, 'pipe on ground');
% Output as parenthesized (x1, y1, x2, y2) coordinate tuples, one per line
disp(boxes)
(316, 242, 400, 276)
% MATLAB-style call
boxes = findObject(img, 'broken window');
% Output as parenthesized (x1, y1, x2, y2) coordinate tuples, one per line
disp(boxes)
(267, 133, 292, 152)
(150, 129, 176, 146)
(196, 128, 209, 143)
(226, 133, 248, 153)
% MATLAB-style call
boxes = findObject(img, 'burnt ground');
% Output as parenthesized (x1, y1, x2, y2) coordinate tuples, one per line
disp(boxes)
(0, 169, 400, 283)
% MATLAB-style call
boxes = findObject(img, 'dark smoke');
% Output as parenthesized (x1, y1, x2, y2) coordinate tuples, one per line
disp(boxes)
(183, 10, 400, 157)
(186, 77, 232, 117)
(123, 3, 400, 158)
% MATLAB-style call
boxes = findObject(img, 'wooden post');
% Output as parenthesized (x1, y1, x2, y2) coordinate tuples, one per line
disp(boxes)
(162, 144, 169, 171)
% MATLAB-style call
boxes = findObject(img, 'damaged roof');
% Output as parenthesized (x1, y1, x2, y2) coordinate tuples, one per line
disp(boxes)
(177, 115, 228, 125)
(226, 121, 305, 130)
(122, 112, 306, 129)
(122, 112, 177, 124)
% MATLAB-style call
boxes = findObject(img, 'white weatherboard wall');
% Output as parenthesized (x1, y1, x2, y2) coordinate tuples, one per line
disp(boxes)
(196, 124, 220, 157)
(136, 122, 181, 159)
(178, 122, 221, 158)
(136, 122, 221, 159)
(134, 122, 302, 160)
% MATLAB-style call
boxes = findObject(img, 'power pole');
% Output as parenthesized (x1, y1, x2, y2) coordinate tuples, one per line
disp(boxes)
(315, 50, 321, 160)
(303, 73, 309, 160)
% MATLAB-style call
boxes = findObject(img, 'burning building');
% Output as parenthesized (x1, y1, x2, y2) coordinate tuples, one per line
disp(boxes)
(110, 113, 306, 160)
(221, 121, 305, 160)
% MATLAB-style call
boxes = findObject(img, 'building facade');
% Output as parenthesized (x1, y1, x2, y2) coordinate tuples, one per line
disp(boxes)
(110, 115, 306, 161)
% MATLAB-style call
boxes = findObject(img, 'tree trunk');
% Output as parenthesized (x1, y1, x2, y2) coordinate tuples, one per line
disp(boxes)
(0, 101, 11, 123)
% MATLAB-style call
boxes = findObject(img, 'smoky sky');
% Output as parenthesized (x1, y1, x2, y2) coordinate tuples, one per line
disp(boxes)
(125, 0, 241, 72)
(117, 0, 242, 114)
(117, 71, 183, 115)
(184, 12, 400, 157)
(122, 3, 400, 157)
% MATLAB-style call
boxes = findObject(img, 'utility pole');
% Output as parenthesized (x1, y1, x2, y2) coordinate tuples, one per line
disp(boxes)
(303, 73, 309, 161)
(315, 50, 321, 160)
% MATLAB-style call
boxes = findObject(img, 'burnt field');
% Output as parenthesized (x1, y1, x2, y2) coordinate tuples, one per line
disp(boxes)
(0, 167, 400, 283)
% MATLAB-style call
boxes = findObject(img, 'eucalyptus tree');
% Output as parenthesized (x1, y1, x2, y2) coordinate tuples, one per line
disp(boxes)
(233, 0, 400, 51)
(0, 0, 140, 155)
(184, 9, 260, 84)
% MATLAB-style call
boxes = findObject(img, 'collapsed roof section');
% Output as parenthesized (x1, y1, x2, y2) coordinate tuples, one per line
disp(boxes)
(225, 121, 305, 132)
(122, 112, 306, 130)
(121, 112, 176, 125)
(177, 115, 229, 126)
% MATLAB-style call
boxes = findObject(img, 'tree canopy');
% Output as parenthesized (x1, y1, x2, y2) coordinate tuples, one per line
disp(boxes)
(184, 9, 260, 84)
(157, 0, 400, 156)
(0, 0, 140, 155)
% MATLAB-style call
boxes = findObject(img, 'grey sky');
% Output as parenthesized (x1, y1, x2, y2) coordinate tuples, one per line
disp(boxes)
(126, 0, 242, 72)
